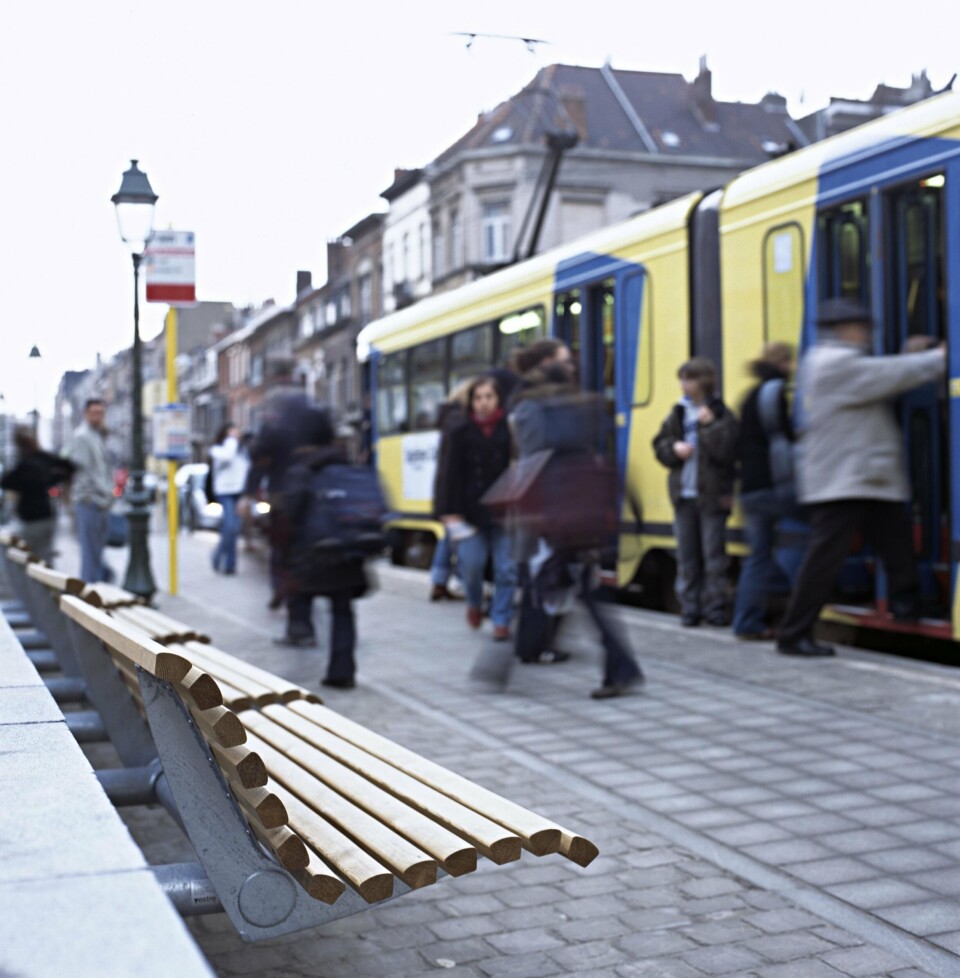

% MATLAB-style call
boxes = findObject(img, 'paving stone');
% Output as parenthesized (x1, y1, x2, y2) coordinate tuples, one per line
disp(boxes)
(707, 822, 792, 847)
(745, 931, 837, 962)
(485, 927, 566, 954)
(785, 856, 880, 886)
(820, 944, 917, 976)
(742, 838, 836, 863)
(814, 828, 903, 855)
(873, 898, 960, 936)
(477, 951, 561, 978)
(681, 944, 765, 975)
(743, 908, 832, 934)
(825, 878, 933, 908)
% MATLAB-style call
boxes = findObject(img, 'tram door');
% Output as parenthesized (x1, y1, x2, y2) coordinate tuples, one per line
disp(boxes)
(885, 178, 948, 613)
(554, 279, 617, 458)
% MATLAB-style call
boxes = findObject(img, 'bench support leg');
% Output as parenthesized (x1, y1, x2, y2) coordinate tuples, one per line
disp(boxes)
(139, 672, 418, 941)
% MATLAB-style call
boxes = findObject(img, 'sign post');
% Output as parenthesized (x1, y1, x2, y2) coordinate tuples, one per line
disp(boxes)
(145, 233, 196, 595)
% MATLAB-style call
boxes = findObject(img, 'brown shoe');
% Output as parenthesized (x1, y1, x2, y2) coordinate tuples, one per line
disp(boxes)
(430, 584, 453, 601)
(466, 606, 483, 629)
(493, 625, 511, 642)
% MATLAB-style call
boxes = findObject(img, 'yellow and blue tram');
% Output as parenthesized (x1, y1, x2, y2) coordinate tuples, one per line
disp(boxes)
(357, 90, 960, 642)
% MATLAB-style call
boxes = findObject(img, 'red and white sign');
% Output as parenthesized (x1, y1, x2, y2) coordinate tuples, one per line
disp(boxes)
(145, 230, 196, 303)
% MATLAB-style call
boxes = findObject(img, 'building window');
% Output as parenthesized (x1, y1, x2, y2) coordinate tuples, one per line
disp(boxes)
(449, 206, 463, 271)
(402, 232, 411, 283)
(419, 223, 428, 280)
(325, 302, 337, 327)
(359, 274, 373, 325)
(340, 290, 352, 321)
(482, 201, 512, 263)
(299, 313, 313, 339)
(432, 219, 444, 278)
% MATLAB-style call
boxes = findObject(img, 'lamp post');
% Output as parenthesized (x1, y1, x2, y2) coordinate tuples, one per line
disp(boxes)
(28, 345, 41, 436)
(112, 160, 158, 600)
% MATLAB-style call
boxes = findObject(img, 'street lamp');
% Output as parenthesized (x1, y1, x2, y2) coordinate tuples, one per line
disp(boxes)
(28, 345, 41, 436)
(112, 160, 158, 600)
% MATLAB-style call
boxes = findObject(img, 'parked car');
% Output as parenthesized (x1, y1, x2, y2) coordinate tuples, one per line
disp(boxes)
(174, 463, 221, 531)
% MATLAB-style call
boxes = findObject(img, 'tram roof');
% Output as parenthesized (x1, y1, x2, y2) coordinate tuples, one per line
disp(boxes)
(722, 88, 960, 210)
(356, 192, 701, 361)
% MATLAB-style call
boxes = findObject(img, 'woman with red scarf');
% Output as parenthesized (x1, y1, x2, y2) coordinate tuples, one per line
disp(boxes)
(442, 374, 517, 639)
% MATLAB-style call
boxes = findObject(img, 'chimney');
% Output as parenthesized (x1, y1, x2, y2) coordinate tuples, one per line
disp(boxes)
(691, 55, 717, 127)
(296, 270, 312, 295)
(559, 87, 588, 140)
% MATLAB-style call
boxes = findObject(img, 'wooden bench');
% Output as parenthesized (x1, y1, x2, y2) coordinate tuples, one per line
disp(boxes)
(7, 549, 599, 943)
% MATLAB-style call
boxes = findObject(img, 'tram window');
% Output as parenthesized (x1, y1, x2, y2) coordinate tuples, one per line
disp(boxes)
(554, 291, 582, 364)
(497, 307, 545, 365)
(376, 351, 409, 435)
(623, 270, 652, 406)
(410, 338, 447, 430)
(451, 323, 494, 387)
(888, 179, 945, 342)
(763, 224, 805, 346)
(593, 281, 616, 404)
(817, 201, 869, 302)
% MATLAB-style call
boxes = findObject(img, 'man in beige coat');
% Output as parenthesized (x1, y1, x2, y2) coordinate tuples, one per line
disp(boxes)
(776, 298, 946, 657)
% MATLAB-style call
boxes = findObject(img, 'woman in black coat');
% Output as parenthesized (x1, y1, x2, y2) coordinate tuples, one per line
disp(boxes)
(440, 375, 517, 640)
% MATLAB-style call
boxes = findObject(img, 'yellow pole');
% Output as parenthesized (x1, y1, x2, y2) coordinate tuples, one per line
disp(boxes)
(165, 307, 179, 595)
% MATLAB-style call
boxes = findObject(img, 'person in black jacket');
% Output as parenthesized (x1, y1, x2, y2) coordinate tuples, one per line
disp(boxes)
(1, 427, 75, 564)
(441, 375, 516, 639)
(653, 358, 738, 627)
(277, 408, 369, 689)
(732, 343, 798, 639)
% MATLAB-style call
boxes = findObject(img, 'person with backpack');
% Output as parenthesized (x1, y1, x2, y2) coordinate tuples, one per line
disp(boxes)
(653, 357, 739, 627)
(731, 343, 799, 640)
(276, 407, 385, 690)
(442, 374, 517, 640)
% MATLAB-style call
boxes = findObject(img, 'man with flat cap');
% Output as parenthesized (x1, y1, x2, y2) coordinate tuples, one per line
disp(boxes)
(775, 298, 946, 657)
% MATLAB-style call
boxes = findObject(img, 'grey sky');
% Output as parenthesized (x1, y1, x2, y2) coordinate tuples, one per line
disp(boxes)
(1, 0, 955, 419)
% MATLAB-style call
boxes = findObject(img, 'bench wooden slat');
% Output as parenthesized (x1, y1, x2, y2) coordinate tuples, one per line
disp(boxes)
(244, 724, 442, 889)
(80, 582, 144, 609)
(261, 704, 525, 864)
(6, 547, 36, 566)
(291, 852, 348, 906)
(171, 643, 285, 707)
(25, 563, 85, 595)
(60, 596, 192, 683)
(176, 666, 223, 712)
(109, 607, 177, 644)
(287, 700, 597, 865)
(210, 742, 268, 789)
(187, 703, 247, 749)
(245, 741, 405, 902)
(227, 776, 288, 830)
(183, 641, 320, 705)
(250, 822, 310, 871)
(279, 785, 396, 904)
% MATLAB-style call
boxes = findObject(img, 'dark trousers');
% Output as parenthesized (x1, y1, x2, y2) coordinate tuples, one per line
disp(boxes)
(778, 499, 919, 645)
(287, 591, 357, 682)
(674, 499, 729, 622)
(579, 565, 643, 687)
(514, 563, 561, 662)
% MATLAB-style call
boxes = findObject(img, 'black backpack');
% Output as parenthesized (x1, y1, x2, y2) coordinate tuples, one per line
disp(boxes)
(300, 463, 388, 561)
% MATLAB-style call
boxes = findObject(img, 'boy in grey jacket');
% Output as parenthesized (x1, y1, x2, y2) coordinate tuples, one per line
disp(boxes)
(776, 298, 946, 657)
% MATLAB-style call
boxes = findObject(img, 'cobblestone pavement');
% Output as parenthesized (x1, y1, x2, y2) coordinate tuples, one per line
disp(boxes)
(49, 526, 960, 976)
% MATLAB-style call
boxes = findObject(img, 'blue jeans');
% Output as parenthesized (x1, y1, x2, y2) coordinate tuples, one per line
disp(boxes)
(213, 494, 241, 573)
(732, 489, 794, 636)
(430, 533, 453, 587)
(75, 501, 108, 583)
(457, 525, 517, 627)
